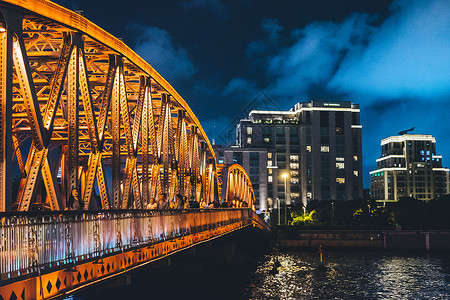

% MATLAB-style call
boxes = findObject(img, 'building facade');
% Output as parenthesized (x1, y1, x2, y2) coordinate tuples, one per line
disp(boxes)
(235, 100, 363, 210)
(370, 134, 449, 202)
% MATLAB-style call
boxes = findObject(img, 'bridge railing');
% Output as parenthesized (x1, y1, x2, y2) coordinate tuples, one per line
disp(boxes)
(0, 208, 252, 279)
(250, 210, 271, 232)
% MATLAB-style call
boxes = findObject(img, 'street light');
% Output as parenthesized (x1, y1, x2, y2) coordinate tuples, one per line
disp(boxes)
(282, 173, 288, 225)
(276, 197, 280, 225)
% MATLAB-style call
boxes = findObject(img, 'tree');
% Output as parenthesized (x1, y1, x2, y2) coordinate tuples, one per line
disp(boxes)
(291, 210, 319, 226)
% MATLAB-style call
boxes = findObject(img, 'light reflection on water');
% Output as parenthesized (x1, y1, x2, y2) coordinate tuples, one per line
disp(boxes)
(247, 252, 450, 299)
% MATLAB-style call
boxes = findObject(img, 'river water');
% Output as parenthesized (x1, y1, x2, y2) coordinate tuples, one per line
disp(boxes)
(75, 250, 450, 299)
(247, 251, 450, 299)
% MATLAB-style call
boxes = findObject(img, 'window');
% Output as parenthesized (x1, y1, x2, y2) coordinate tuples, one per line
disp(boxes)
(336, 163, 345, 169)
(233, 152, 242, 164)
(247, 127, 252, 135)
(290, 155, 299, 161)
(306, 146, 311, 152)
(268, 152, 272, 159)
(277, 154, 286, 162)
(276, 126, 284, 135)
(291, 170, 299, 176)
(353, 155, 358, 161)
(290, 163, 299, 169)
(290, 178, 299, 184)
(336, 178, 345, 184)
(268, 176, 273, 183)
(321, 146, 330, 152)
(320, 111, 329, 127)
(290, 193, 300, 198)
(264, 137, 270, 143)
(250, 152, 259, 166)
(247, 137, 251, 144)
(336, 157, 345, 162)
(335, 111, 344, 134)
(268, 168, 273, 174)
(267, 160, 273, 167)
(354, 171, 358, 176)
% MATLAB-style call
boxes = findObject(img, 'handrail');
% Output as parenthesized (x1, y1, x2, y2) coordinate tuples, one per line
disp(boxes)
(0, 208, 254, 278)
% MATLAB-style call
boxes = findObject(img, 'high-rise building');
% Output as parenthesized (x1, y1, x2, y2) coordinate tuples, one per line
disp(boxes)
(235, 100, 363, 210)
(370, 134, 449, 202)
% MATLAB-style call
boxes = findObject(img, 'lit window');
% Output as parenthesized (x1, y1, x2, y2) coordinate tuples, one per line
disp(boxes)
(247, 127, 252, 135)
(247, 137, 252, 144)
(306, 146, 311, 152)
(336, 157, 345, 162)
(336, 163, 345, 169)
(354, 171, 358, 176)
(268, 176, 273, 183)
(268, 152, 272, 159)
(264, 137, 270, 143)
(268, 168, 273, 174)
(353, 155, 358, 161)
(290, 193, 300, 198)
(290, 178, 299, 184)
(290, 155, 299, 161)
(290, 163, 299, 169)
(291, 170, 299, 176)
(267, 160, 273, 167)
(307, 192, 312, 198)
(321, 146, 330, 152)
(336, 178, 345, 184)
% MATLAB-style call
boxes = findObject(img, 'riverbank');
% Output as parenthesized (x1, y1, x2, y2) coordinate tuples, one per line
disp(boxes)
(276, 228, 450, 251)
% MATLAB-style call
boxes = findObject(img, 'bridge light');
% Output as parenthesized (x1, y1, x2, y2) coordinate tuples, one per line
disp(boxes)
(0, 22, 5, 32)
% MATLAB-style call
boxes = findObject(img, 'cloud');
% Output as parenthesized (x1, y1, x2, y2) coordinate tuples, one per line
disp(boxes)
(247, 18, 283, 57)
(249, 0, 450, 103)
(222, 77, 259, 97)
(262, 13, 375, 103)
(134, 26, 196, 82)
(330, 0, 450, 99)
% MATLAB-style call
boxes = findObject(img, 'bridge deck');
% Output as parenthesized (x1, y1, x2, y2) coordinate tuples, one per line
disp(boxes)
(0, 208, 269, 299)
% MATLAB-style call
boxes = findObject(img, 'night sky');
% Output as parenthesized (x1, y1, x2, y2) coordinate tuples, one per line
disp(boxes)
(53, 0, 450, 188)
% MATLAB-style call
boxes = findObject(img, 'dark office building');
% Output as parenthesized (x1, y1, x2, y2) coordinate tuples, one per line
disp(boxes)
(235, 100, 363, 210)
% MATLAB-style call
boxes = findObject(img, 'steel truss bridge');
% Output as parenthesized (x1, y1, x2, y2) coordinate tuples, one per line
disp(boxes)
(0, 0, 269, 298)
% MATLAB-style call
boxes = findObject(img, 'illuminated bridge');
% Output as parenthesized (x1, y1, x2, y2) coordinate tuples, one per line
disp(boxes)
(0, 0, 270, 298)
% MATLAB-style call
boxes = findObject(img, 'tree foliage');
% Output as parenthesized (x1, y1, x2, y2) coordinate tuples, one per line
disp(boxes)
(287, 195, 450, 230)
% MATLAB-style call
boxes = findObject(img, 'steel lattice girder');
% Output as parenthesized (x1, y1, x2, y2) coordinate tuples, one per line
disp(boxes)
(0, 0, 236, 212)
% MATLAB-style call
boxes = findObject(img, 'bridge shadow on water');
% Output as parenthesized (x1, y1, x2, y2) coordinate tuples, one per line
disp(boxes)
(70, 227, 271, 300)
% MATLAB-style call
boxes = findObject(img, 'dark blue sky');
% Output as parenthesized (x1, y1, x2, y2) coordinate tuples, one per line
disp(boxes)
(54, 0, 450, 188)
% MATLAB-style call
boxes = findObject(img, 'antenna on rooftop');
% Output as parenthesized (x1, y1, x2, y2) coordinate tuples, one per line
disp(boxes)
(398, 127, 415, 135)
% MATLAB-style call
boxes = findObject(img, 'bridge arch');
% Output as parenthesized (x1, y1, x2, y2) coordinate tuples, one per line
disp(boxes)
(223, 164, 256, 209)
(0, 0, 227, 211)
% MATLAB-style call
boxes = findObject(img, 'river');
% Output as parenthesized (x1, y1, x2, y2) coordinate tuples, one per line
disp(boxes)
(72, 250, 450, 299)
(248, 251, 450, 299)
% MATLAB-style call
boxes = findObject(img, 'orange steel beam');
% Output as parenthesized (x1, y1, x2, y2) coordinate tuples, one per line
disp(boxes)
(226, 164, 256, 207)
(0, 0, 216, 162)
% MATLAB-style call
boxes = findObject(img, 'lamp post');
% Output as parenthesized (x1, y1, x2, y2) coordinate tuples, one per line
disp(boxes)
(276, 197, 280, 225)
(282, 173, 288, 225)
